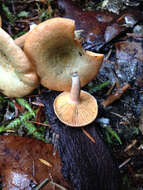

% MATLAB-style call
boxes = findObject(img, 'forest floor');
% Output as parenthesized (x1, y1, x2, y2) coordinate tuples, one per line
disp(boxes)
(0, 0, 143, 189)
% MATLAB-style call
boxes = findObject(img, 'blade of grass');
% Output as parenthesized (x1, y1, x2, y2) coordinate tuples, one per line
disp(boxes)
(106, 127, 122, 145)
(2, 3, 15, 24)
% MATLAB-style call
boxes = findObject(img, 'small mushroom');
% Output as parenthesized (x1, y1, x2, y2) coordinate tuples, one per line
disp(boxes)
(24, 17, 104, 91)
(0, 27, 39, 97)
(54, 72, 98, 127)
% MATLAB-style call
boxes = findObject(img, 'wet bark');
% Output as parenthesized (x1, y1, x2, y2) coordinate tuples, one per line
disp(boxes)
(41, 91, 121, 190)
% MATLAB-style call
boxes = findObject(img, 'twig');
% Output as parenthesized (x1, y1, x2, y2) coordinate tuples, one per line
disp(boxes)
(32, 160, 35, 177)
(117, 14, 126, 22)
(35, 178, 49, 190)
(118, 158, 131, 169)
(105, 49, 112, 60)
(49, 181, 67, 190)
(101, 83, 130, 107)
(124, 139, 137, 152)
(106, 82, 116, 96)
(35, 177, 67, 190)
(82, 128, 96, 144)
(31, 101, 45, 107)
(110, 112, 124, 118)
(29, 120, 51, 128)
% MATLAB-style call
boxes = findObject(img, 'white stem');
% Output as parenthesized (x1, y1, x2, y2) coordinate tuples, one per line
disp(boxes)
(69, 72, 80, 104)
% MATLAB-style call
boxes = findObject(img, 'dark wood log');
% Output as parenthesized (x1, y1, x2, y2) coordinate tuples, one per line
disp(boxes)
(41, 91, 121, 190)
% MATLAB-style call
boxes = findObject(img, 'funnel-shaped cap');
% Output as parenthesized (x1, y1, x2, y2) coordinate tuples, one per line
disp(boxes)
(24, 17, 104, 91)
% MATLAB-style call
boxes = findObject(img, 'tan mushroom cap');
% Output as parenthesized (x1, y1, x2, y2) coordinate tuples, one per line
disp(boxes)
(54, 90, 98, 127)
(0, 27, 39, 97)
(24, 17, 104, 91)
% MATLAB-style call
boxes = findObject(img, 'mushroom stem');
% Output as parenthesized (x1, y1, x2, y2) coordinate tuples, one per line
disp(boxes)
(69, 72, 81, 104)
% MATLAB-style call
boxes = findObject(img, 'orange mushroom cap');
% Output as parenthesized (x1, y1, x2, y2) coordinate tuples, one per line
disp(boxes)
(54, 73, 98, 127)
(0, 28, 39, 97)
(24, 17, 104, 91)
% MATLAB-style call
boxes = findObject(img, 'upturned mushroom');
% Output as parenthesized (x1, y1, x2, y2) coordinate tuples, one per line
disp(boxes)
(24, 17, 104, 91)
(54, 72, 98, 127)
(0, 27, 39, 97)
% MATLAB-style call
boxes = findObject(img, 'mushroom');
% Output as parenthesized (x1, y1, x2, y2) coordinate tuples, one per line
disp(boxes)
(0, 27, 39, 97)
(53, 72, 98, 127)
(24, 17, 104, 91)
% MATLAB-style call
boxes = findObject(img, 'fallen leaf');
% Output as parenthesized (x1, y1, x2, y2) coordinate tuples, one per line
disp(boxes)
(116, 38, 143, 63)
(0, 135, 71, 189)
(57, 0, 143, 51)
(115, 37, 143, 84)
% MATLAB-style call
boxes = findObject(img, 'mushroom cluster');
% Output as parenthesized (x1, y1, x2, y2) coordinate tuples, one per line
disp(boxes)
(0, 17, 104, 125)
(23, 17, 103, 126)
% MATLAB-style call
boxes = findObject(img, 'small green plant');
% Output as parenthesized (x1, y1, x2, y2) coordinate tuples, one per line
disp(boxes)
(2, 3, 15, 24)
(0, 94, 7, 104)
(16, 98, 35, 117)
(17, 11, 29, 18)
(24, 121, 48, 142)
(105, 126, 122, 145)
(87, 80, 110, 94)
(0, 111, 35, 132)
(36, 1, 53, 22)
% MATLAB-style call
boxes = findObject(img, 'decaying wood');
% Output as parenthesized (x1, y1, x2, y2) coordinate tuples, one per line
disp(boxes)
(41, 91, 121, 190)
